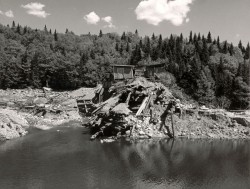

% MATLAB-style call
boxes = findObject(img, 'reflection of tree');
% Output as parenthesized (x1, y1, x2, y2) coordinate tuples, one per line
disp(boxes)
(97, 139, 250, 188)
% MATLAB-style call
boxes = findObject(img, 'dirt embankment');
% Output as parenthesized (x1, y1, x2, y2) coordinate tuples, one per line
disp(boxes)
(0, 88, 83, 141)
(86, 77, 250, 142)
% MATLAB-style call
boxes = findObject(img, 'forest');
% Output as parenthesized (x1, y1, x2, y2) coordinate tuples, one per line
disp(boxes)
(0, 21, 249, 109)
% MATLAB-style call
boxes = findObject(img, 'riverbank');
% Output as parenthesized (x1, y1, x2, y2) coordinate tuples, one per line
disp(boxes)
(0, 88, 83, 141)
(0, 82, 250, 142)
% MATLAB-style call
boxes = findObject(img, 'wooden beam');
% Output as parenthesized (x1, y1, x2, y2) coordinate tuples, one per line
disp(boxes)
(136, 96, 149, 116)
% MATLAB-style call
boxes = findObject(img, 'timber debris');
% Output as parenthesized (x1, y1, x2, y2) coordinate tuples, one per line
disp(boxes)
(87, 77, 250, 141)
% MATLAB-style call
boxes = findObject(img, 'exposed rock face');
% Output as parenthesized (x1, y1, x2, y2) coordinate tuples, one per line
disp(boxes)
(0, 109, 28, 141)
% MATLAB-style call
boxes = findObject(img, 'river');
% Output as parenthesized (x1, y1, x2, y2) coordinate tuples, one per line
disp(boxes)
(0, 126, 250, 189)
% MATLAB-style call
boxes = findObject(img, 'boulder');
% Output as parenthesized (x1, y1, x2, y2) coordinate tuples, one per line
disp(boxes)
(33, 97, 48, 105)
(232, 117, 250, 127)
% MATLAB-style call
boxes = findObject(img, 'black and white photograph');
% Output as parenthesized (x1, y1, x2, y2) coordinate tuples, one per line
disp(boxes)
(0, 0, 250, 188)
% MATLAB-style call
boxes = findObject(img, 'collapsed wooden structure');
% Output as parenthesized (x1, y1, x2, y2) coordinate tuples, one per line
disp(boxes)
(87, 77, 176, 140)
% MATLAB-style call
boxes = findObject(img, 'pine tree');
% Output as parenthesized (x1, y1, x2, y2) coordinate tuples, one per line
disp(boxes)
(119, 44, 123, 54)
(193, 33, 197, 43)
(16, 24, 21, 34)
(49, 29, 52, 34)
(244, 42, 250, 59)
(23, 26, 27, 34)
(180, 33, 183, 42)
(201, 38, 209, 64)
(144, 37, 151, 57)
(217, 36, 221, 51)
(189, 31, 193, 43)
(223, 41, 228, 54)
(44, 25, 48, 32)
(121, 32, 126, 40)
(135, 29, 138, 36)
(99, 30, 103, 37)
(229, 43, 234, 56)
(139, 39, 143, 48)
(65, 28, 69, 34)
(126, 42, 130, 52)
(54, 30, 58, 41)
(115, 43, 119, 51)
(197, 33, 201, 41)
(207, 31, 212, 43)
(12, 21, 15, 28)
(151, 33, 155, 40)
(238, 40, 243, 51)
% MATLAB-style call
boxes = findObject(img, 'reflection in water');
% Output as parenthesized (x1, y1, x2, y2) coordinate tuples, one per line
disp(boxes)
(0, 127, 250, 189)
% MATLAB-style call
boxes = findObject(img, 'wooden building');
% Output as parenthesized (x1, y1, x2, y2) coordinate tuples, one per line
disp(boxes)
(112, 65, 134, 80)
(144, 63, 166, 78)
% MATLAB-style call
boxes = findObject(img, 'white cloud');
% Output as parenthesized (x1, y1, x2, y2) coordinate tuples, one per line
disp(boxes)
(102, 16, 115, 28)
(84, 11, 100, 24)
(135, 0, 193, 26)
(21, 2, 50, 18)
(0, 10, 3, 15)
(185, 18, 190, 23)
(5, 10, 14, 18)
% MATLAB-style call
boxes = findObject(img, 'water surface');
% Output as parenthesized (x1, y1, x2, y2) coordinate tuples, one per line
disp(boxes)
(0, 126, 249, 189)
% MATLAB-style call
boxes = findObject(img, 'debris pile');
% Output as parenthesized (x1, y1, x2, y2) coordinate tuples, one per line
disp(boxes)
(87, 77, 250, 141)
(88, 77, 176, 140)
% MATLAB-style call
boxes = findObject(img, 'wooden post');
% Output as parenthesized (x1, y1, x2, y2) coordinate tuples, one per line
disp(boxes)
(170, 111, 175, 138)
(126, 92, 132, 105)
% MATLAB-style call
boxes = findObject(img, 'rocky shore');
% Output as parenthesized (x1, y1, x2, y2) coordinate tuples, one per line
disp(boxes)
(0, 88, 83, 141)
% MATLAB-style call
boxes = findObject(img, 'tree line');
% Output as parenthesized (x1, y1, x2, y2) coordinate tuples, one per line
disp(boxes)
(0, 21, 249, 109)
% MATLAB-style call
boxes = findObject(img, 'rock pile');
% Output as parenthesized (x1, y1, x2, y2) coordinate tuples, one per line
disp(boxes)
(0, 109, 28, 140)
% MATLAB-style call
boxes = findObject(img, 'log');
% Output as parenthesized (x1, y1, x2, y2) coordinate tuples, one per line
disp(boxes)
(125, 92, 132, 105)
(170, 111, 175, 138)
(136, 96, 149, 116)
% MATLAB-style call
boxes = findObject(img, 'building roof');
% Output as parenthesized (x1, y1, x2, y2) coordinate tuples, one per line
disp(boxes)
(111, 64, 135, 68)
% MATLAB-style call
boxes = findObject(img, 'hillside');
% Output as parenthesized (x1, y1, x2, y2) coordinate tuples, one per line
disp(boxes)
(0, 22, 249, 109)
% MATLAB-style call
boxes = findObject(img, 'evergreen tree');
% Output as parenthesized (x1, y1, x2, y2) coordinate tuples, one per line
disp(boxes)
(115, 43, 119, 51)
(23, 26, 27, 34)
(144, 37, 151, 57)
(12, 21, 15, 28)
(65, 28, 69, 34)
(189, 31, 193, 43)
(121, 32, 126, 40)
(135, 29, 138, 36)
(16, 24, 21, 34)
(229, 43, 234, 56)
(197, 33, 201, 41)
(54, 30, 58, 41)
(201, 38, 209, 64)
(223, 41, 228, 54)
(193, 33, 197, 43)
(207, 31, 212, 43)
(244, 42, 250, 59)
(126, 42, 130, 52)
(119, 44, 124, 54)
(151, 33, 155, 40)
(217, 36, 221, 51)
(238, 40, 243, 51)
(44, 25, 48, 32)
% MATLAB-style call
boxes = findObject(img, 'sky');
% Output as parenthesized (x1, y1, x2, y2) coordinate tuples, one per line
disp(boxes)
(0, 0, 249, 45)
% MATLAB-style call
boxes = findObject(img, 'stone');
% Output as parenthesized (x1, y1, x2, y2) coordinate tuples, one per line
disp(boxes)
(125, 130, 130, 135)
(139, 131, 145, 135)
